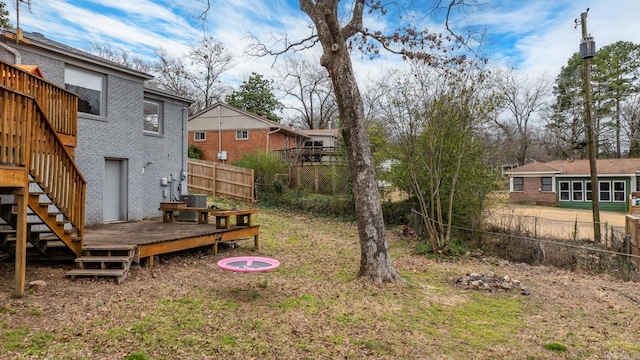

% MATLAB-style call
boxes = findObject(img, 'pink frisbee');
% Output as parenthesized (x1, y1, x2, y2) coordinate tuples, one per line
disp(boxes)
(217, 256, 280, 272)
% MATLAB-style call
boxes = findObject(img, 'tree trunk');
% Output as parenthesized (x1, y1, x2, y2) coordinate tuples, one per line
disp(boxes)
(301, 0, 402, 282)
(328, 51, 401, 281)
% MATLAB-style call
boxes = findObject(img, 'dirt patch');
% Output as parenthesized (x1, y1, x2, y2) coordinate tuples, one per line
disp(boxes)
(489, 203, 626, 227)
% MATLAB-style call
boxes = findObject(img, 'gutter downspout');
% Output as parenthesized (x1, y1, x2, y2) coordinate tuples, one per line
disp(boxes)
(179, 106, 187, 197)
(0, 40, 21, 65)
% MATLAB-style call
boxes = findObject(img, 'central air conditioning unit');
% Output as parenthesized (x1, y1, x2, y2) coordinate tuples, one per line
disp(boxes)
(177, 194, 207, 221)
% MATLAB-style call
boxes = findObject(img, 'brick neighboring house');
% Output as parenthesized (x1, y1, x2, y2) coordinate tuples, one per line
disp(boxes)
(0, 31, 193, 224)
(188, 102, 309, 163)
(505, 158, 640, 212)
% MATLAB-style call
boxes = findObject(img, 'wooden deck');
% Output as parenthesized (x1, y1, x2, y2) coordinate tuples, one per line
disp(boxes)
(82, 220, 260, 267)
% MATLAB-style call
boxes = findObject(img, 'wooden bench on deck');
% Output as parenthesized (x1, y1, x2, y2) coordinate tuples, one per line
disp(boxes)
(158, 202, 258, 228)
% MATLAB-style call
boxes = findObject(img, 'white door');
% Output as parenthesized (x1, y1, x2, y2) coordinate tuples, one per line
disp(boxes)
(104, 159, 127, 222)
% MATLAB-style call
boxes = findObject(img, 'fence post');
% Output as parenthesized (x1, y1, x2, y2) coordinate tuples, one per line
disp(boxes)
(625, 234, 631, 267)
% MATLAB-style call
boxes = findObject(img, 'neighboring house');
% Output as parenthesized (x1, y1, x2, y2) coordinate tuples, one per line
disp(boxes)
(299, 128, 339, 148)
(188, 102, 309, 163)
(296, 128, 341, 163)
(505, 158, 640, 212)
(0, 31, 192, 224)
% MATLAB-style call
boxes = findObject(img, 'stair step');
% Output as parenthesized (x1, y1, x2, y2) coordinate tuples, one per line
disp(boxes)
(66, 269, 128, 284)
(82, 244, 137, 260)
(82, 244, 137, 251)
(75, 256, 132, 263)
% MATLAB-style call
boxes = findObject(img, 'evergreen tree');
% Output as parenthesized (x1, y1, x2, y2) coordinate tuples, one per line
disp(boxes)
(226, 73, 282, 122)
(592, 41, 640, 157)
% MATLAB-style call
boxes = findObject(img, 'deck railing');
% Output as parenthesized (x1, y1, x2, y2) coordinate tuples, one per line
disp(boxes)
(0, 59, 78, 139)
(0, 85, 85, 249)
(274, 146, 342, 164)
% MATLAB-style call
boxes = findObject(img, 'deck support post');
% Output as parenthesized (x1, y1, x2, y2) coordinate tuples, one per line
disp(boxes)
(13, 190, 27, 298)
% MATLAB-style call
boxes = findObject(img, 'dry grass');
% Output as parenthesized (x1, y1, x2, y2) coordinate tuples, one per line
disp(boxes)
(1, 201, 640, 359)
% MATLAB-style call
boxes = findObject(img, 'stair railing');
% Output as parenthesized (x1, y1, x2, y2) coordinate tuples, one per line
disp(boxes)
(0, 85, 86, 253)
(0, 59, 78, 140)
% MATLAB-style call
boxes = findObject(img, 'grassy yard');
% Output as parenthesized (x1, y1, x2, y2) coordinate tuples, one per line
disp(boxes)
(1, 202, 639, 359)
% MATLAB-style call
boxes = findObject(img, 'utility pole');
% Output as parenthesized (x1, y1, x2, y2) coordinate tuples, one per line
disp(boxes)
(578, 9, 601, 242)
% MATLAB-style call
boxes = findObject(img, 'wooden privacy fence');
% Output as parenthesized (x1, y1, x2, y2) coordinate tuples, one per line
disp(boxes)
(625, 215, 640, 270)
(187, 159, 254, 202)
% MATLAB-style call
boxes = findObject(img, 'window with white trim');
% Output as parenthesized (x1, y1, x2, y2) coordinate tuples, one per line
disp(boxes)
(613, 181, 625, 202)
(586, 181, 592, 201)
(194, 132, 205, 141)
(236, 130, 248, 140)
(512, 177, 523, 192)
(572, 181, 583, 201)
(559, 181, 570, 201)
(541, 177, 553, 192)
(143, 99, 162, 134)
(599, 181, 611, 202)
(64, 67, 105, 116)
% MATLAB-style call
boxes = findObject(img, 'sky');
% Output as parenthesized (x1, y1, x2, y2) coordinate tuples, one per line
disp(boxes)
(5, 0, 640, 86)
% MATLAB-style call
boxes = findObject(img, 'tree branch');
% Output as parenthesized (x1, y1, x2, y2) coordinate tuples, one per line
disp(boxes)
(342, 0, 365, 39)
(245, 30, 320, 66)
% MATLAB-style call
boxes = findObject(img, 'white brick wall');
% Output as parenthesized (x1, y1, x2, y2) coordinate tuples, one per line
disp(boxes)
(0, 45, 190, 224)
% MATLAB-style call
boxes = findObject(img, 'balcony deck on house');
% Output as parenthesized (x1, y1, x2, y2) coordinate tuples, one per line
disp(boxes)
(275, 146, 341, 163)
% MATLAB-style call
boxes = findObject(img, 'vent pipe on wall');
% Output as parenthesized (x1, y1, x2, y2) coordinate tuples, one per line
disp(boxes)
(0, 39, 21, 64)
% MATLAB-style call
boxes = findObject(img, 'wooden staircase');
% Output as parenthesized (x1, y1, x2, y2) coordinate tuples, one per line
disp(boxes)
(0, 186, 80, 260)
(67, 244, 138, 284)
(0, 59, 86, 297)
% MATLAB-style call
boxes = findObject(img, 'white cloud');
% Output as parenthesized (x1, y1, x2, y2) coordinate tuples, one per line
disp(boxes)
(7, 0, 640, 99)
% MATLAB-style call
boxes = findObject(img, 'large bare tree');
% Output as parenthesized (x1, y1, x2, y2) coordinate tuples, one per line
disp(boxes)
(87, 41, 153, 73)
(187, 37, 234, 110)
(247, 0, 477, 282)
(493, 70, 550, 165)
(276, 58, 338, 129)
(300, 0, 402, 282)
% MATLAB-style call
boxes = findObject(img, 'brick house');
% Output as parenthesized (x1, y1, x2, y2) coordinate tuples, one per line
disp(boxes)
(505, 158, 640, 212)
(0, 31, 193, 224)
(188, 102, 309, 163)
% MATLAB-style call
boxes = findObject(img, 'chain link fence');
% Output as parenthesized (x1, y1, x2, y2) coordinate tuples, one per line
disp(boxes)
(410, 209, 639, 281)
(485, 210, 622, 245)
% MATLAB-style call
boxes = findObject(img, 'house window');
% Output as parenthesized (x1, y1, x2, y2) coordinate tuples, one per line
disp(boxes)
(194, 132, 205, 141)
(236, 130, 248, 140)
(586, 181, 592, 201)
(559, 181, 570, 201)
(541, 177, 553, 192)
(64, 67, 104, 116)
(143, 99, 162, 134)
(599, 181, 611, 202)
(512, 177, 523, 192)
(613, 181, 626, 202)
(304, 140, 324, 147)
(572, 181, 583, 201)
